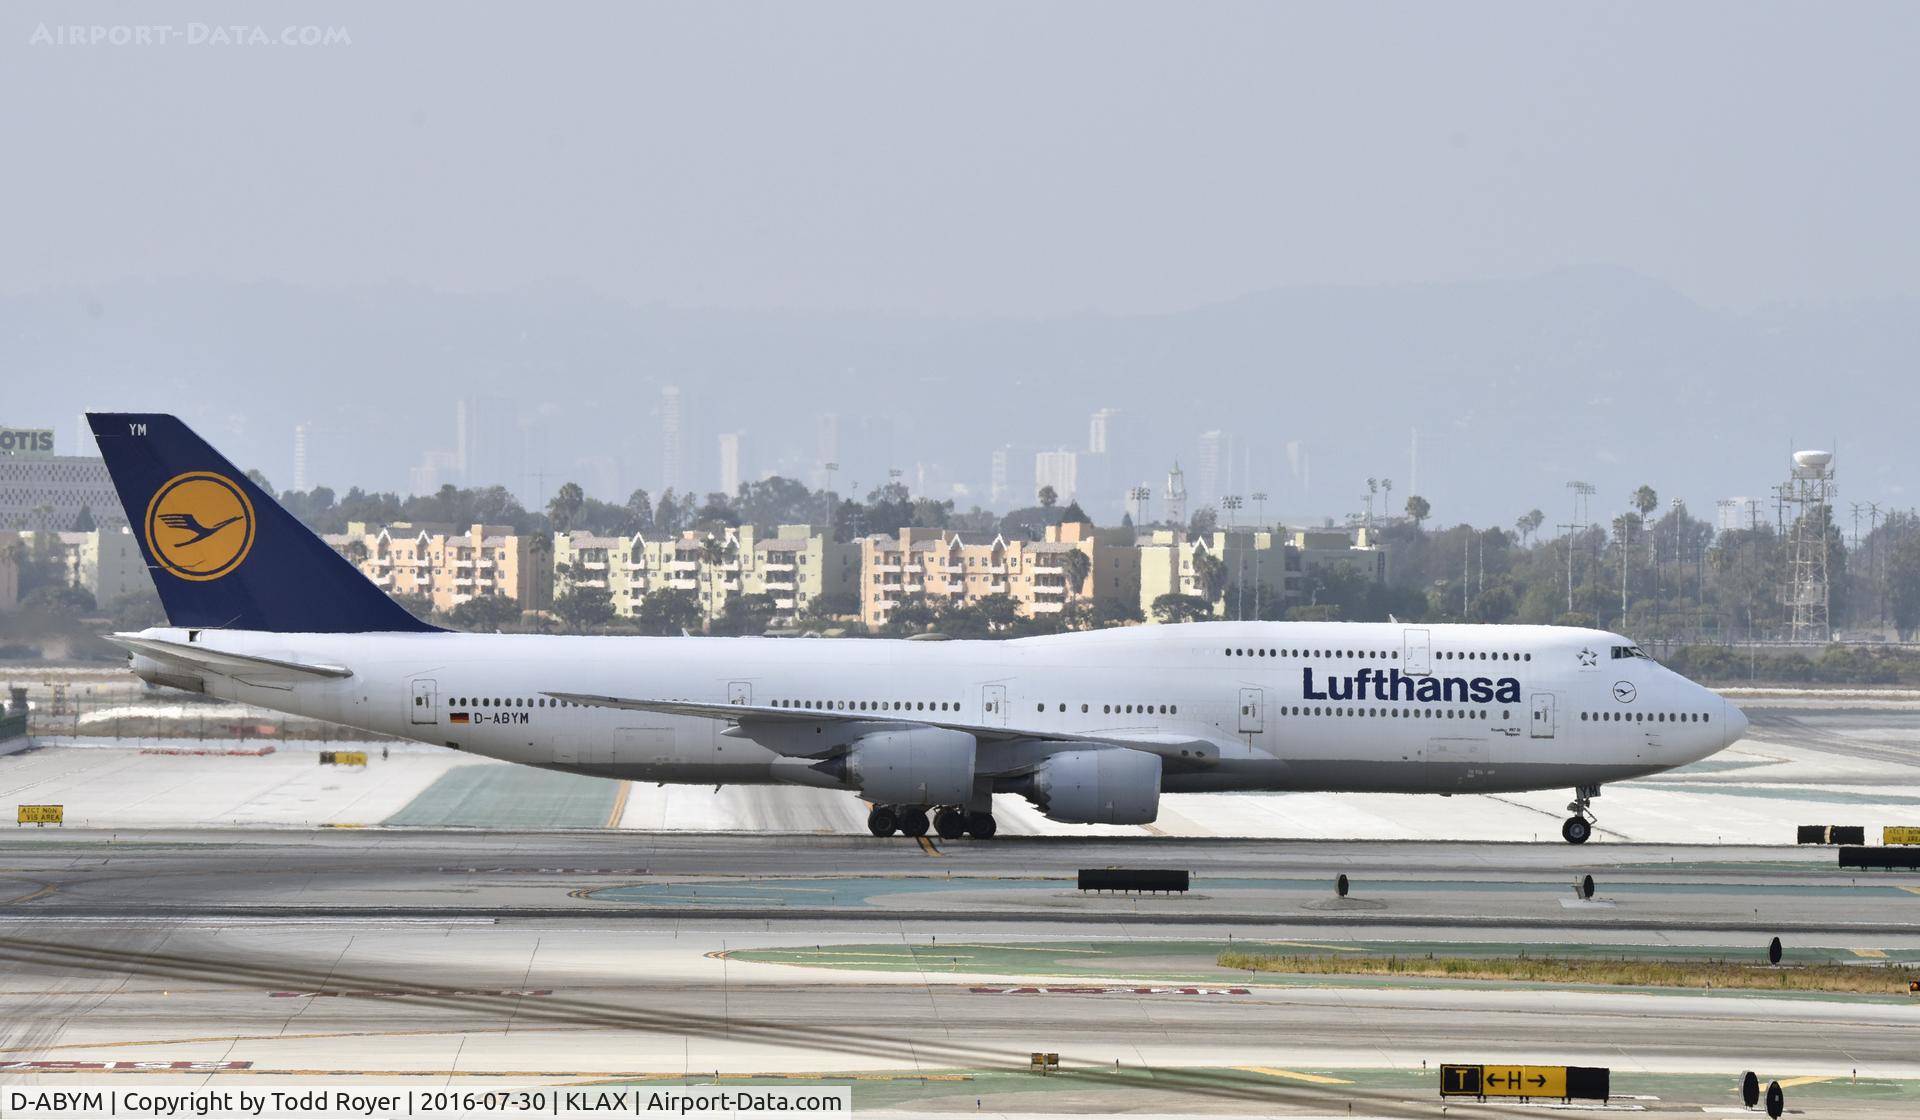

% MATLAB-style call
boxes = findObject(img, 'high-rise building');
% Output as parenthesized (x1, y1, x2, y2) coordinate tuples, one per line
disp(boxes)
(718, 432, 742, 496)
(292, 423, 309, 492)
(1034, 450, 1078, 503)
(1089, 408, 1116, 455)
(661, 386, 685, 494)
(1196, 430, 1231, 507)
(815, 413, 840, 488)
(990, 448, 1010, 506)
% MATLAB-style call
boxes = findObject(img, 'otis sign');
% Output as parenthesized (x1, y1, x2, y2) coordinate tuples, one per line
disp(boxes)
(1303, 667, 1522, 704)
(0, 428, 54, 456)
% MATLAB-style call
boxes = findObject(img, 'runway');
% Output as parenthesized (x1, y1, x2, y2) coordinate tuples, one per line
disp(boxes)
(1, 831, 1917, 1117)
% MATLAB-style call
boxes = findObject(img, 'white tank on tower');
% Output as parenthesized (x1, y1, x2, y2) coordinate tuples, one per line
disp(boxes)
(1792, 449, 1833, 478)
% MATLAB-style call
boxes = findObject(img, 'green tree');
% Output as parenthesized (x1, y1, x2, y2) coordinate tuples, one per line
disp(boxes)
(449, 594, 522, 632)
(71, 505, 97, 532)
(1887, 536, 1920, 639)
(1061, 548, 1091, 594)
(635, 589, 702, 635)
(1632, 485, 1659, 518)
(803, 591, 860, 622)
(1404, 495, 1431, 525)
(548, 482, 586, 533)
(712, 592, 779, 636)
(625, 488, 654, 531)
(1151, 593, 1215, 624)
(391, 593, 436, 623)
(553, 583, 615, 631)
(1515, 509, 1544, 546)
(1037, 485, 1058, 509)
(1192, 550, 1228, 604)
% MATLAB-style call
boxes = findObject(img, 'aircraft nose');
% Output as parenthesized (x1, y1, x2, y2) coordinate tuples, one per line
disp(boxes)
(1722, 698, 1749, 747)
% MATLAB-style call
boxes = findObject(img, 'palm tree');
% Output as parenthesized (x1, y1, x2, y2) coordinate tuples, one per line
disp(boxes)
(1404, 495, 1431, 526)
(1516, 509, 1545, 546)
(1061, 548, 1091, 596)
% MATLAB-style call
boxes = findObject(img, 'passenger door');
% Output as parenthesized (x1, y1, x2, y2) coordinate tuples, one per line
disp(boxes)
(1403, 629, 1431, 676)
(981, 684, 1007, 727)
(728, 681, 752, 706)
(409, 678, 437, 725)
(1238, 687, 1264, 734)
(1529, 692, 1557, 739)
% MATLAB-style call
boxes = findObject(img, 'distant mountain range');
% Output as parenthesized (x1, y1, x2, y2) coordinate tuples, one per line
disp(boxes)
(4, 265, 1912, 530)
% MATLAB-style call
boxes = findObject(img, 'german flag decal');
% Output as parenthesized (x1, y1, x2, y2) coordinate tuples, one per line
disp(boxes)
(450, 712, 470, 724)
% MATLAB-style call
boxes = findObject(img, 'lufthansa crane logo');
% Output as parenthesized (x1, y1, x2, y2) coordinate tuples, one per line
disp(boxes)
(1612, 681, 1637, 704)
(143, 471, 256, 582)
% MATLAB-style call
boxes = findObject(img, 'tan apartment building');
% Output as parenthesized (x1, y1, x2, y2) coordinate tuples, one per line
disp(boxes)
(552, 524, 858, 623)
(1138, 526, 1384, 620)
(325, 522, 552, 615)
(859, 520, 1140, 629)
(12, 526, 149, 606)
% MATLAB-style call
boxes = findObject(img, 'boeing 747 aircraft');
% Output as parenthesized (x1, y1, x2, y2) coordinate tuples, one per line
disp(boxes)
(88, 414, 1746, 843)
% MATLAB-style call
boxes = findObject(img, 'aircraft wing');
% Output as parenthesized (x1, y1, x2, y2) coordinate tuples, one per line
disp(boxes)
(109, 634, 354, 683)
(542, 691, 1217, 755)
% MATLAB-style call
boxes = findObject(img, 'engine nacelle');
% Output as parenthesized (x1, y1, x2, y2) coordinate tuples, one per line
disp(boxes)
(832, 727, 977, 806)
(1027, 747, 1162, 825)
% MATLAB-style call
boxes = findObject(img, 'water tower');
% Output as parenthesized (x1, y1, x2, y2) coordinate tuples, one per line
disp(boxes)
(1783, 450, 1834, 642)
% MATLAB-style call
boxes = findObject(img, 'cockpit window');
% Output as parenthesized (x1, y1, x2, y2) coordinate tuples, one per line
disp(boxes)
(1611, 644, 1653, 661)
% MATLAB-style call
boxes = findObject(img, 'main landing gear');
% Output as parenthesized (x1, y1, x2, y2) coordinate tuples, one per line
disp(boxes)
(868, 804, 995, 839)
(1562, 784, 1600, 845)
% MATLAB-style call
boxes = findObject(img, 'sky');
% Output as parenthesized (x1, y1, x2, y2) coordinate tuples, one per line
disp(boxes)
(4, 2, 1919, 317)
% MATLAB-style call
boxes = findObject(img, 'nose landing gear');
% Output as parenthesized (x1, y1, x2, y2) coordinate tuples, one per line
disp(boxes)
(1562, 784, 1600, 844)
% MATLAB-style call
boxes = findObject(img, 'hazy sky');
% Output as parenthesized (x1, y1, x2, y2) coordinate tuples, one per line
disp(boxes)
(5, 2, 1918, 316)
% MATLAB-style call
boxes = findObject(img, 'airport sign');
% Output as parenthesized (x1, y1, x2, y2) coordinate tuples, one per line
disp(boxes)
(1884, 826, 1920, 845)
(16, 804, 63, 826)
(1441, 1063, 1609, 1101)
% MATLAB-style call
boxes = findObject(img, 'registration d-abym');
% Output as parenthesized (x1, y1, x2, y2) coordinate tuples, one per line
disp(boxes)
(88, 413, 1746, 845)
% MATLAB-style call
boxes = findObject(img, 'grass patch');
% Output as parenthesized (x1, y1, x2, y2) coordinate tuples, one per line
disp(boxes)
(1216, 948, 1915, 993)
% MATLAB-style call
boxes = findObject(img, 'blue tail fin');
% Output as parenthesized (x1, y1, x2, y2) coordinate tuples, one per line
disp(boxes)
(88, 413, 439, 633)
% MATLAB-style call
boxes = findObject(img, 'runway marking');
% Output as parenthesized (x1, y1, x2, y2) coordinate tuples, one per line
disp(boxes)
(1850, 948, 1888, 958)
(915, 837, 941, 857)
(1, 881, 60, 906)
(1235, 1066, 1352, 1085)
(1244, 940, 1366, 953)
(1899, 886, 1920, 896)
(605, 781, 631, 829)
(937, 943, 1107, 955)
(1775, 1076, 1836, 1088)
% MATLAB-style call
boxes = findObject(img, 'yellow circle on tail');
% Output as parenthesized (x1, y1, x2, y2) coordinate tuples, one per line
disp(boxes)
(143, 471, 256, 582)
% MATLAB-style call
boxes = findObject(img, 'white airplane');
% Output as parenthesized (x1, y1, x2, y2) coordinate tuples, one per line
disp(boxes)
(90, 413, 1746, 844)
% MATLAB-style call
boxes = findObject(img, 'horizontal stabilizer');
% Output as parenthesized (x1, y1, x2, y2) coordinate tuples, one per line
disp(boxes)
(110, 634, 354, 683)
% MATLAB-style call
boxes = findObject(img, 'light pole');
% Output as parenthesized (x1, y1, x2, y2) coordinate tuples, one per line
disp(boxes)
(1251, 491, 1268, 620)
(1223, 495, 1244, 620)
(1128, 485, 1151, 531)
(823, 462, 839, 537)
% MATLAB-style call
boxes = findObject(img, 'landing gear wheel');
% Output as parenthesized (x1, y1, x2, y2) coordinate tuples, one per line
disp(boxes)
(1562, 783, 1599, 845)
(898, 808, 930, 838)
(966, 811, 997, 839)
(933, 808, 966, 840)
(867, 805, 899, 837)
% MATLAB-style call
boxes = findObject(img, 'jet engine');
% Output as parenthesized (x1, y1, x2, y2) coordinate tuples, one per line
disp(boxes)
(816, 727, 977, 806)
(1021, 747, 1162, 824)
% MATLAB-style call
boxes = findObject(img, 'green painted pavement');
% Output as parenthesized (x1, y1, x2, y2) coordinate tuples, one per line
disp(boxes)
(383, 764, 617, 828)
(601, 1067, 1920, 1113)
(725, 938, 1920, 999)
